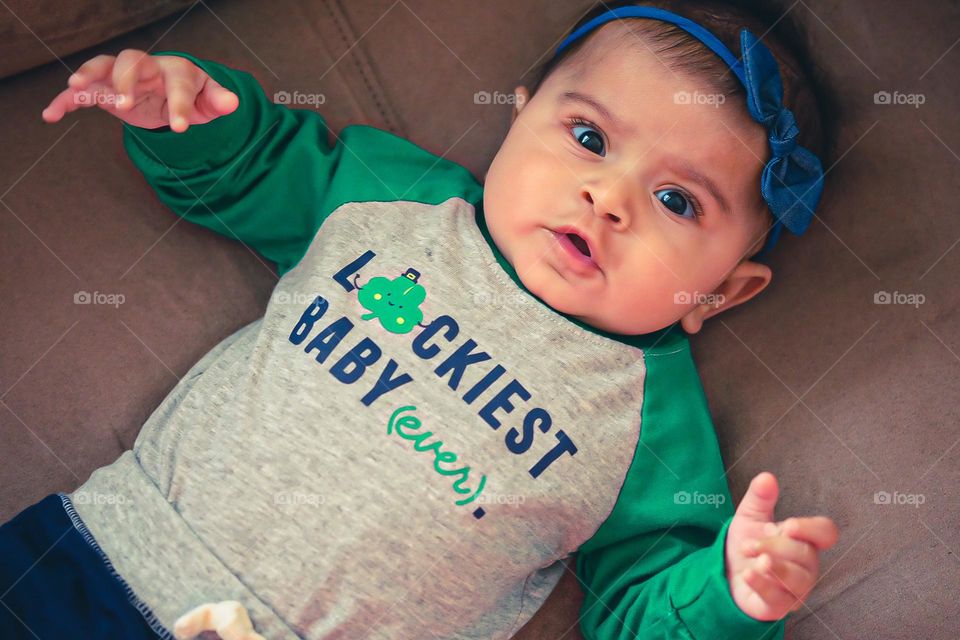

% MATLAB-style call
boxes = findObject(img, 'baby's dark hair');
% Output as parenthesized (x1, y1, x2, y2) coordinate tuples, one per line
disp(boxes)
(529, 0, 839, 258)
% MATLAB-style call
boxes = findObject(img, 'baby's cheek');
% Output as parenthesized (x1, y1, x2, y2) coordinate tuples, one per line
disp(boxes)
(610, 268, 688, 333)
(509, 153, 561, 200)
(487, 142, 547, 208)
(508, 123, 569, 179)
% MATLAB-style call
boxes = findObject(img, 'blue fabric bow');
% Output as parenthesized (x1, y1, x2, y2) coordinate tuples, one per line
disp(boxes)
(739, 30, 825, 255)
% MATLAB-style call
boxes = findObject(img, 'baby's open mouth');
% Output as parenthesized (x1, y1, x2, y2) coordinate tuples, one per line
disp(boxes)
(565, 233, 591, 257)
(552, 227, 601, 274)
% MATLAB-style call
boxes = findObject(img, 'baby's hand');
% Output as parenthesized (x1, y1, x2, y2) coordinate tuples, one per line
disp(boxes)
(173, 600, 265, 640)
(41, 49, 238, 132)
(725, 472, 839, 621)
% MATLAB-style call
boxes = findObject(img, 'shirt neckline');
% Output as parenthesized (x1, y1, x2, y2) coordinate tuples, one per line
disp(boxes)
(472, 199, 686, 353)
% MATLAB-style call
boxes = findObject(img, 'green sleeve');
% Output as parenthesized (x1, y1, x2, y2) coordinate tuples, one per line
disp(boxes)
(574, 336, 786, 640)
(122, 51, 483, 277)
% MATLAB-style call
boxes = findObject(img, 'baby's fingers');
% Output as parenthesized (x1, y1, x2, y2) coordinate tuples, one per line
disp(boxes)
(41, 85, 119, 122)
(743, 535, 818, 571)
(161, 59, 205, 132)
(173, 600, 265, 640)
(195, 75, 239, 120)
(68, 54, 116, 89)
(742, 558, 802, 615)
(42, 86, 78, 122)
(760, 554, 813, 604)
(111, 49, 162, 110)
(781, 516, 839, 551)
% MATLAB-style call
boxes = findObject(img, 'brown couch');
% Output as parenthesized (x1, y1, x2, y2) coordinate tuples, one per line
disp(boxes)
(2, 1, 958, 638)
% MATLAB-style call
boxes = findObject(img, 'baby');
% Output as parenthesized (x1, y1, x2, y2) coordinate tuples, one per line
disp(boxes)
(7, 1, 838, 638)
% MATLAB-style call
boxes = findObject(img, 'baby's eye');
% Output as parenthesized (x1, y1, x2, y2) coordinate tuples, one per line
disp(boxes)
(655, 189, 699, 219)
(571, 122, 606, 156)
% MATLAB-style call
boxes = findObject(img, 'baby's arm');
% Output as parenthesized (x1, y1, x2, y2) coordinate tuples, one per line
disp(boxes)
(42, 49, 346, 275)
(574, 349, 837, 639)
(117, 50, 345, 275)
(42, 49, 484, 277)
(575, 467, 784, 639)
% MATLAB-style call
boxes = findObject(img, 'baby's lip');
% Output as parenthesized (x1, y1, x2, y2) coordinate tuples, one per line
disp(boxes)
(551, 224, 602, 270)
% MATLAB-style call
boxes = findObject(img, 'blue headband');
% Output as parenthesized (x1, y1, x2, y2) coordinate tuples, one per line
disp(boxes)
(555, 6, 825, 257)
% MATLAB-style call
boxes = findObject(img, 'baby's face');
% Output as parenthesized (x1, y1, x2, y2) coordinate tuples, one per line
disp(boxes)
(483, 23, 772, 336)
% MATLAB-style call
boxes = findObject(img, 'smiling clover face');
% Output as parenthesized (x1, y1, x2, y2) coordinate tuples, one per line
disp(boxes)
(357, 268, 426, 334)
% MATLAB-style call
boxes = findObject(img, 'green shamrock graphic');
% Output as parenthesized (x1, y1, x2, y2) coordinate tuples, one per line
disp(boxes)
(356, 268, 426, 334)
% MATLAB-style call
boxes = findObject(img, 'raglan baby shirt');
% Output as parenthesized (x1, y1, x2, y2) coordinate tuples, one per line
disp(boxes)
(67, 52, 784, 640)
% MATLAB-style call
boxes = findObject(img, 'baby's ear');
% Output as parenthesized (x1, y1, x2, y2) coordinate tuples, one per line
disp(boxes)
(511, 86, 531, 123)
(679, 260, 772, 334)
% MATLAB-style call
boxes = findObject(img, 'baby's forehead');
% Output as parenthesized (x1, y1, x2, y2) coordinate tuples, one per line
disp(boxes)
(551, 33, 723, 128)
(558, 21, 681, 83)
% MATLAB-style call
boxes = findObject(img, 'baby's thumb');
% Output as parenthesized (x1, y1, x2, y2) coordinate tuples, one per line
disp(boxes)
(197, 77, 239, 119)
(734, 471, 779, 523)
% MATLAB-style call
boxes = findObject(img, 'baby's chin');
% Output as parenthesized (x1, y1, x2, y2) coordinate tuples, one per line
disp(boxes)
(523, 275, 600, 323)
(531, 281, 678, 336)
(575, 312, 674, 337)
(516, 260, 672, 335)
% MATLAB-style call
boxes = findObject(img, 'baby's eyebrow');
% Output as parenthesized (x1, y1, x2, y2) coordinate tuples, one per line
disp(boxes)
(662, 156, 732, 216)
(559, 90, 633, 135)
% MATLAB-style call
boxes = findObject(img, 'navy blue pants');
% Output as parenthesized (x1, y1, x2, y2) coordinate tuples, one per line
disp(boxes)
(0, 493, 170, 639)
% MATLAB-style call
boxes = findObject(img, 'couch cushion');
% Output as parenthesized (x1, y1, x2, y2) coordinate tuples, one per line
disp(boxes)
(0, 0, 202, 79)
